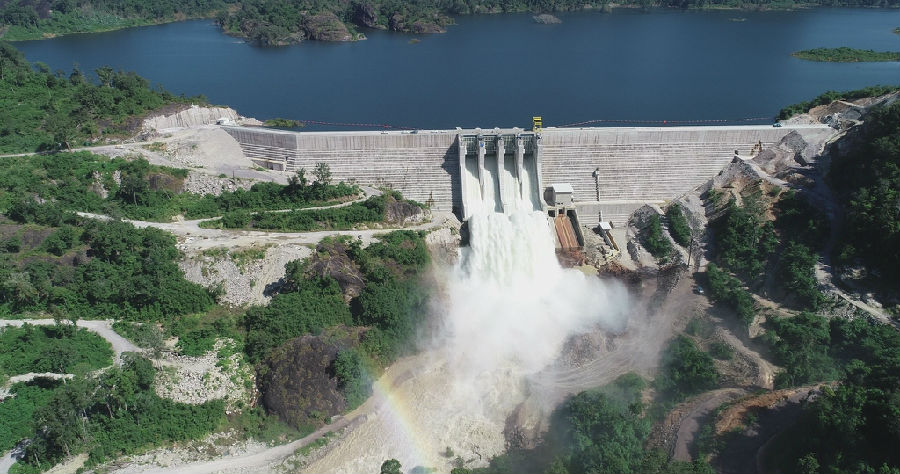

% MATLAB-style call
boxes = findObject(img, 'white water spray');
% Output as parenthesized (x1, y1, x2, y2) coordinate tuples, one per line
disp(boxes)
(444, 208, 629, 377)
(304, 205, 631, 473)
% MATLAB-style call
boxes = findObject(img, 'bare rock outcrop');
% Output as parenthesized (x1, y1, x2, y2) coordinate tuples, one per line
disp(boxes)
(304, 12, 354, 41)
(182, 172, 254, 196)
(384, 196, 426, 225)
(351, 2, 380, 28)
(388, 13, 447, 33)
(425, 226, 461, 266)
(260, 329, 365, 429)
(304, 239, 366, 302)
(142, 105, 242, 132)
(533, 14, 562, 24)
(180, 244, 313, 307)
(153, 339, 256, 412)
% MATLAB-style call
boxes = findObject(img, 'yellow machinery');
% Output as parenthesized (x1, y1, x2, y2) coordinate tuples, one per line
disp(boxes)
(532, 116, 543, 133)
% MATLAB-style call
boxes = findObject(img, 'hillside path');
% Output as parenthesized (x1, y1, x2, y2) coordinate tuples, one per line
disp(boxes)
(0, 319, 141, 364)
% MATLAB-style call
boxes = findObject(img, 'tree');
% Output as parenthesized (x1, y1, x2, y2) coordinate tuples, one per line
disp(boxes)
(314, 162, 332, 185)
(95, 66, 114, 87)
(286, 168, 308, 193)
(380, 459, 402, 474)
(44, 113, 76, 150)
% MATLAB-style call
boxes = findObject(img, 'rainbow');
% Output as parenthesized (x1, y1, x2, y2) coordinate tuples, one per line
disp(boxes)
(359, 358, 437, 472)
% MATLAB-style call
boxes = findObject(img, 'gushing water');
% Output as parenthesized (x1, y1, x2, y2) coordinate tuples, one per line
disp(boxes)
(443, 206, 629, 388)
(304, 205, 631, 473)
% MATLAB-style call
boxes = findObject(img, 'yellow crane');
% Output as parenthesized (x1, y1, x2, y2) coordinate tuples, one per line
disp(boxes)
(532, 116, 543, 133)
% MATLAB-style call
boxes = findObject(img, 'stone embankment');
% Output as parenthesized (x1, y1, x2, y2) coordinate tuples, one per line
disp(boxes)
(182, 172, 255, 196)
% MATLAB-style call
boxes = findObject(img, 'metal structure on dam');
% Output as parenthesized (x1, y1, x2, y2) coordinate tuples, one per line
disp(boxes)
(222, 124, 833, 227)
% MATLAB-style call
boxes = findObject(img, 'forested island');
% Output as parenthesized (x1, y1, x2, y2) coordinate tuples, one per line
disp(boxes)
(1, 0, 898, 45)
(793, 47, 900, 62)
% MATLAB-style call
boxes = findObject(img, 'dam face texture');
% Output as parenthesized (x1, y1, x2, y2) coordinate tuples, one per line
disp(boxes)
(223, 124, 833, 226)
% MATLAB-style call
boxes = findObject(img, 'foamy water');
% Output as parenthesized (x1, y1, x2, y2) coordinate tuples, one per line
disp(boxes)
(303, 207, 630, 473)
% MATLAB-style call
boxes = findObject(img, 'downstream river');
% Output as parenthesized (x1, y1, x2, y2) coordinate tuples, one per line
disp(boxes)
(13, 8, 899, 130)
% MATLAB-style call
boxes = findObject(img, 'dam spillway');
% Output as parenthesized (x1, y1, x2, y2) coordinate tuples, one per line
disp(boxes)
(222, 124, 833, 226)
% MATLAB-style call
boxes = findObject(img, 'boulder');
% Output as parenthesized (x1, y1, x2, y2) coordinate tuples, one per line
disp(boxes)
(260, 329, 364, 429)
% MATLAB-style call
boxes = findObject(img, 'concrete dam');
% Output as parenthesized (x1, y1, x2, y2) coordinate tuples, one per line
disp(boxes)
(222, 124, 833, 227)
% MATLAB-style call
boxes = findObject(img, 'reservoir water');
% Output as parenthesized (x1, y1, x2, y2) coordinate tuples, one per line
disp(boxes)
(12, 8, 899, 130)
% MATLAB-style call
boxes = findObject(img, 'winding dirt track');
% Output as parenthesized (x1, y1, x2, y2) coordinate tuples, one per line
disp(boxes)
(76, 208, 453, 252)
(672, 388, 746, 461)
(0, 319, 141, 364)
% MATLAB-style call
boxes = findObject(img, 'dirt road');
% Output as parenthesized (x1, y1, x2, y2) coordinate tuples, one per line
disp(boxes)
(672, 388, 746, 461)
(77, 211, 455, 252)
(0, 319, 141, 364)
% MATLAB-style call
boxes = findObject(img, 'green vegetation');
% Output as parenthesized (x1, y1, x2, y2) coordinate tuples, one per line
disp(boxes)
(708, 188, 826, 314)
(765, 311, 899, 388)
(0, 324, 112, 376)
(712, 195, 776, 281)
(14, 355, 224, 471)
(706, 263, 755, 327)
(381, 459, 402, 474)
(828, 101, 900, 289)
(351, 230, 431, 362)
(6, 0, 896, 47)
(243, 275, 352, 362)
(211, 192, 419, 232)
(0, 215, 214, 321)
(762, 313, 900, 473)
(262, 118, 304, 128)
(656, 335, 719, 401)
(792, 47, 899, 63)
(643, 213, 672, 260)
(164, 307, 242, 356)
(0, 1, 234, 41)
(0, 41, 202, 153)
(473, 373, 713, 474)
(776, 241, 820, 310)
(111, 321, 165, 352)
(777, 85, 898, 120)
(334, 348, 373, 409)
(665, 204, 692, 247)
(0, 379, 62, 453)
(247, 230, 430, 415)
(0, 151, 358, 222)
(708, 341, 734, 360)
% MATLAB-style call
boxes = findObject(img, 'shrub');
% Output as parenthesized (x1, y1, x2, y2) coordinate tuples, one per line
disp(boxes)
(708, 341, 734, 360)
(334, 348, 372, 409)
(777, 241, 820, 310)
(706, 264, 755, 327)
(665, 204, 692, 247)
(644, 214, 672, 259)
(657, 335, 719, 400)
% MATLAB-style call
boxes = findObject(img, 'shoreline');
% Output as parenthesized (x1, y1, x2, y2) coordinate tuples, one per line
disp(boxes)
(2, 4, 896, 45)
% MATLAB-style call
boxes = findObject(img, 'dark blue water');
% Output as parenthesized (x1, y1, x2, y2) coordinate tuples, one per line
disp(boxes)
(13, 9, 899, 130)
